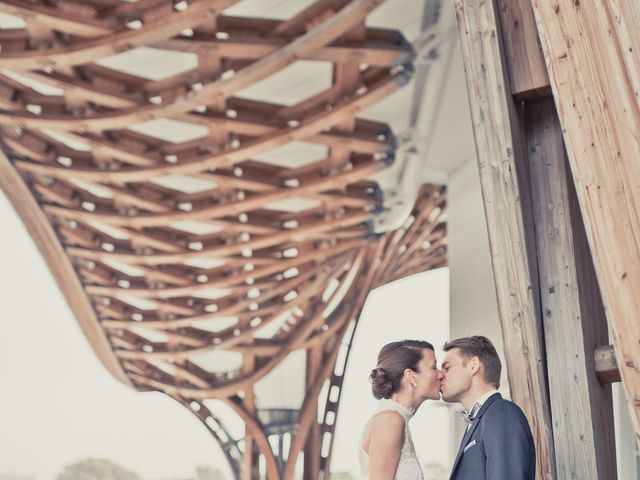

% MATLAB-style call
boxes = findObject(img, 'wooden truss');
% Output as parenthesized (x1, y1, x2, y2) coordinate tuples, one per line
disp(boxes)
(456, 0, 640, 478)
(0, 1, 446, 480)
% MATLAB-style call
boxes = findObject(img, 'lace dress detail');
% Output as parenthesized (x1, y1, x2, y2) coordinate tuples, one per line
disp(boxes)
(359, 399, 424, 480)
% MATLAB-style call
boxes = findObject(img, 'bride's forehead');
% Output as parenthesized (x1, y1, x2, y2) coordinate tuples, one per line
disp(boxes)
(421, 348, 436, 362)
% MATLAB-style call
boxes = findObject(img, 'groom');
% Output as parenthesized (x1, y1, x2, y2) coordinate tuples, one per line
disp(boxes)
(439, 336, 535, 480)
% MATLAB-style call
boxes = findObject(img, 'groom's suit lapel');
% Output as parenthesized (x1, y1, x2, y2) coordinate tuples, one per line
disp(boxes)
(450, 393, 502, 478)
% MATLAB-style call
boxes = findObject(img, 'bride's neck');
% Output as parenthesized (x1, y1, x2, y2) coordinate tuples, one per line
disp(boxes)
(390, 390, 422, 411)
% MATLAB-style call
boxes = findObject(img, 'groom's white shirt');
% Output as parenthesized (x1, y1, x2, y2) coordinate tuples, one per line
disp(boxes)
(465, 389, 499, 431)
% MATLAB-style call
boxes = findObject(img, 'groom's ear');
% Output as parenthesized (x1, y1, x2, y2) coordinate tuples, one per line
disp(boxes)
(469, 356, 481, 375)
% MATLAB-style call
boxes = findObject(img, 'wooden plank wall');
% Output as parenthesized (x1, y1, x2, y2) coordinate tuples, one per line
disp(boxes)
(455, 0, 627, 477)
(529, 0, 640, 443)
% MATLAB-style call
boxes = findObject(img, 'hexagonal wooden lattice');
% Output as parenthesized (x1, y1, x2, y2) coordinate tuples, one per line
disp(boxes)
(0, 1, 446, 479)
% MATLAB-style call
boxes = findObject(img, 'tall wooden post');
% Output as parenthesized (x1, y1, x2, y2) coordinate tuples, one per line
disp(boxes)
(526, 97, 616, 478)
(454, 2, 555, 477)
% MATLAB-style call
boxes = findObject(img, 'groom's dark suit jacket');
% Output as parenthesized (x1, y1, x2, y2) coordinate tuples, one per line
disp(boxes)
(450, 393, 535, 480)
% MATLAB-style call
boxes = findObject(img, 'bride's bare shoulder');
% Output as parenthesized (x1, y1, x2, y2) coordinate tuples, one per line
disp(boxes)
(364, 410, 405, 438)
(370, 409, 405, 425)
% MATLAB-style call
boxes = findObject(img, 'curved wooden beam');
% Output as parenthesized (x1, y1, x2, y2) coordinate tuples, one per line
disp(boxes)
(0, 148, 132, 387)
(0, 3, 447, 479)
(0, 0, 239, 69)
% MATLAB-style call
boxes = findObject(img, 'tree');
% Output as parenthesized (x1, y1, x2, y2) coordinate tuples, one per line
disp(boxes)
(56, 458, 140, 480)
(193, 465, 225, 480)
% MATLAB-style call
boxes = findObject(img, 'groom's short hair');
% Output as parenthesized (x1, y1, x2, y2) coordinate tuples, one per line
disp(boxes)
(443, 336, 501, 388)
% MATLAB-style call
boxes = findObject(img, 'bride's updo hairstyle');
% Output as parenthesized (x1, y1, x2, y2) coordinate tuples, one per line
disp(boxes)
(370, 340, 434, 399)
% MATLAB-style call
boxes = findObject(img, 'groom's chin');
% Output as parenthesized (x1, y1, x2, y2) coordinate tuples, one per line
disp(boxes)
(439, 392, 453, 403)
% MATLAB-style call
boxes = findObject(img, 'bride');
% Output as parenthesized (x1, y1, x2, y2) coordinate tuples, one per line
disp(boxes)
(359, 340, 441, 480)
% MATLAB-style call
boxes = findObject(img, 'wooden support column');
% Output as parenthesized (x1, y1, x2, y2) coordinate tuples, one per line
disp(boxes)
(242, 354, 259, 480)
(526, 97, 616, 479)
(529, 0, 640, 440)
(454, 2, 555, 477)
(303, 346, 323, 480)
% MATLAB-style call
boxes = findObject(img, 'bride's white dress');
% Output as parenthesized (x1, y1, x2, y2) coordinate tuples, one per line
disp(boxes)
(358, 399, 424, 480)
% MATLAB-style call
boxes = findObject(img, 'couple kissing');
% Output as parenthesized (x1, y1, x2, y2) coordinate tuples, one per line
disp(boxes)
(359, 336, 535, 480)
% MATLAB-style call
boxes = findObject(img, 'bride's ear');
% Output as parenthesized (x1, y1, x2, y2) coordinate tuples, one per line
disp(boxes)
(404, 368, 417, 383)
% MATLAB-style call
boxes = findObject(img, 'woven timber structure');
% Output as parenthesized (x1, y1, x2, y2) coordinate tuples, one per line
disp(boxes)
(0, 1, 446, 480)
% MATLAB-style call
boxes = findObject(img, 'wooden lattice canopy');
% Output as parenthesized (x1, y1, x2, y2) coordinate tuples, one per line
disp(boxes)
(0, 1, 446, 479)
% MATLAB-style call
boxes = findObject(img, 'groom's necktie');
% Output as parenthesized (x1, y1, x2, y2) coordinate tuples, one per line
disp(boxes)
(461, 401, 481, 429)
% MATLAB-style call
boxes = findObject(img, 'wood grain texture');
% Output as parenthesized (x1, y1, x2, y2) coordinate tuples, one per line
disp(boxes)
(529, 0, 640, 442)
(526, 97, 615, 479)
(496, 0, 549, 97)
(454, 1, 555, 477)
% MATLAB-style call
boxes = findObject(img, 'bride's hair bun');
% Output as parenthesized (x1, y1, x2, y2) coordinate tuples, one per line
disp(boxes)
(369, 340, 435, 399)
(370, 367, 394, 399)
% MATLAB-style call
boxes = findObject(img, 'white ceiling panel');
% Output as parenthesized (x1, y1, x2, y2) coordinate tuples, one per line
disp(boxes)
(183, 257, 226, 269)
(367, 0, 426, 41)
(1, 70, 63, 96)
(194, 316, 239, 333)
(253, 141, 328, 169)
(169, 220, 223, 236)
(0, 12, 25, 29)
(263, 197, 322, 213)
(149, 174, 217, 194)
(96, 47, 198, 81)
(236, 60, 332, 106)
(128, 118, 209, 144)
(224, 0, 318, 20)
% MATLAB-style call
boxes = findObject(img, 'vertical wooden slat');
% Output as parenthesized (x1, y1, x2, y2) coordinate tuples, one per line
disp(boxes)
(495, 0, 549, 97)
(529, 0, 640, 441)
(526, 97, 616, 479)
(243, 354, 258, 480)
(567, 160, 618, 479)
(453, 1, 555, 477)
(303, 346, 322, 480)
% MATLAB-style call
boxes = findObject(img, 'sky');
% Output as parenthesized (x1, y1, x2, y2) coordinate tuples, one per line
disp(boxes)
(0, 191, 450, 480)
